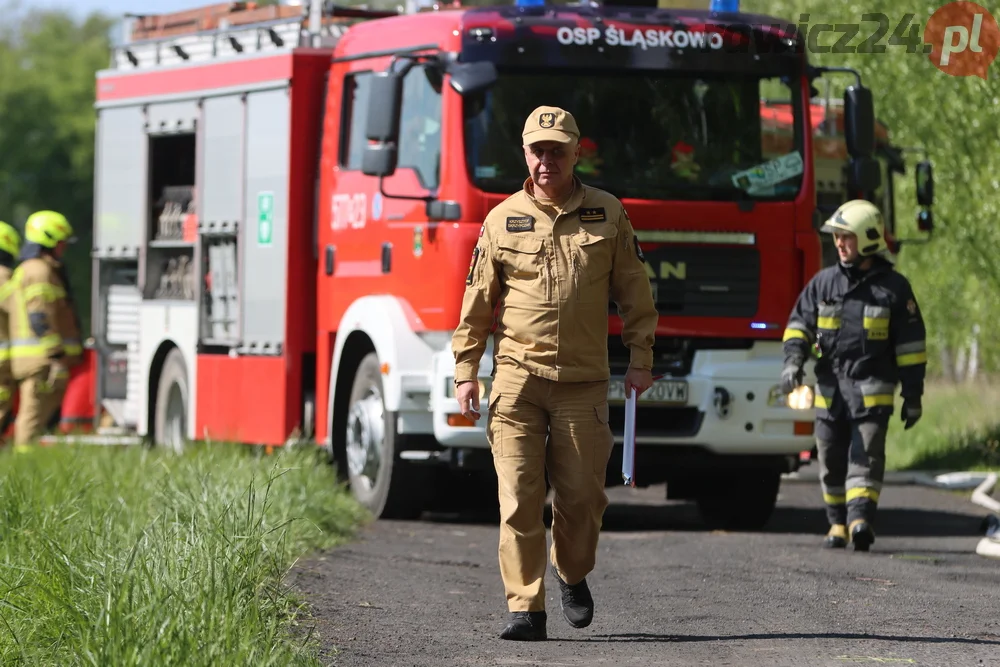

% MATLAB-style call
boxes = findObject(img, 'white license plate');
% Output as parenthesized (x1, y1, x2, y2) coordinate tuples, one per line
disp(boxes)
(608, 378, 688, 405)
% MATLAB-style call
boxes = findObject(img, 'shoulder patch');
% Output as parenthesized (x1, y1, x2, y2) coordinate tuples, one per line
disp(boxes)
(506, 216, 534, 232)
(478, 223, 485, 238)
(634, 234, 645, 262)
(906, 298, 917, 315)
(579, 207, 607, 223)
(466, 247, 480, 286)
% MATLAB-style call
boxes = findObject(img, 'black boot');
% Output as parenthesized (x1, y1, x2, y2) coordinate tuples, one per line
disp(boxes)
(823, 523, 848, 549)
(850, 519, 875, 552)
(551, 564, 594, 628)
(499, 611, 547, 641)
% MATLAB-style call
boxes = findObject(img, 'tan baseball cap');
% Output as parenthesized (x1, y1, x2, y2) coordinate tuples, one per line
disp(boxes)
(522, 105, 580, 145)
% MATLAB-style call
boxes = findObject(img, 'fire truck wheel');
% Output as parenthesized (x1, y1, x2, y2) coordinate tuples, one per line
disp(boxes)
(694, 468, 781, 532)
(344, 352, 427, 520)
(153, 348, 188, 454)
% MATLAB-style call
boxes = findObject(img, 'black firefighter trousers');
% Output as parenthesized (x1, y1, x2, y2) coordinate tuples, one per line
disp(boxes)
(815, 413, 891, 528)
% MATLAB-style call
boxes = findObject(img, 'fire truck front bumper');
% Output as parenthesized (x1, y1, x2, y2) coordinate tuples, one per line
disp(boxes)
(429, 344, 817, 455)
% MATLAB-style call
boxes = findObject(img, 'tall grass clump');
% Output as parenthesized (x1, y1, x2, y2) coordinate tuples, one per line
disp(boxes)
(886, 379, 1000, 472)
(0, 443, 369, 666)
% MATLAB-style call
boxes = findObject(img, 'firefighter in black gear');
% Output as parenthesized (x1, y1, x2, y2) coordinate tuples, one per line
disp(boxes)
(781, 200, 927, 552)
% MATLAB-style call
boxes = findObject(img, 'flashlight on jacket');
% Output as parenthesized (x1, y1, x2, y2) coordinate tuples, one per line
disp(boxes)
(787, 384, 814, 410)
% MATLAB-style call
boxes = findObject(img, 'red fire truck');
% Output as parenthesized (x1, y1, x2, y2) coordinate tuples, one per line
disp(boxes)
(58, 0, 934, 529)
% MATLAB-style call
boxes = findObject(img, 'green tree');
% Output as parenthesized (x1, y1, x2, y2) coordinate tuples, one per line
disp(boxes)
(0, 1, 114, 335)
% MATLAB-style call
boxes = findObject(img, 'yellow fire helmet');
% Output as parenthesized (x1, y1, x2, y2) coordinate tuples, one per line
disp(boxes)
(820, 199, 887, 256)
(24, 210, 75, 249)
(0, 221, 21, 257)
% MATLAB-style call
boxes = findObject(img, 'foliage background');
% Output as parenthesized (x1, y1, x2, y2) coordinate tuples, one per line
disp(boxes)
(0, 0, 996, 379)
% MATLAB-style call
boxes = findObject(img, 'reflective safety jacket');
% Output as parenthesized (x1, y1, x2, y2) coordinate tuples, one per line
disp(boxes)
(2, 251, 83, 380)
(0, 264, 13, 379)
(782, 256, 927, 420)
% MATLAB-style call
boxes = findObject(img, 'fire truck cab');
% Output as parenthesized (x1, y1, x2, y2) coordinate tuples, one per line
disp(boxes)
(68, 0, 934, 530)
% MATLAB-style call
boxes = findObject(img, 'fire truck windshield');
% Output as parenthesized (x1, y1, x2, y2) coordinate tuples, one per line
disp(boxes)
(463, 71, 805, 202)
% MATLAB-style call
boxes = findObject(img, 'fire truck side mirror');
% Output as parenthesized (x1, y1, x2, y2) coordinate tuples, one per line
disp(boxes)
(446, 60, 498, 96)
(847, 155, 881, 194)
(915, 160, 934, 207)
(843, 84, 875, 158)
(361, 70, 406, 177)
(362, 144, 398, 178)
(365, 70, 405, 144)
(426, 200, 462, 221)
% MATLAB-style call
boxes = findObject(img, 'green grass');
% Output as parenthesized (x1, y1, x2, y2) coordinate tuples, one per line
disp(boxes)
(887, 378, 1000, 472)
(0, 442, 369, 666)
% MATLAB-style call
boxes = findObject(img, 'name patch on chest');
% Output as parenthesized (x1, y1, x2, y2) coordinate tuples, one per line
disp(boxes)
(506, 216, 535, 232)
(579, 207, 607, 223)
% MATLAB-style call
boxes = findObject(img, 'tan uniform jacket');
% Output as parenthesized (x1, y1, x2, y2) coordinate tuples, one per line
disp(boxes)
(0, 265, 12, 376)
(4, 255, 83, 380)
(453, 177, 659, 384)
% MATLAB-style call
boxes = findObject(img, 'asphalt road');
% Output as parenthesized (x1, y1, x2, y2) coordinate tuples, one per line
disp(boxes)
(290, 476, 1000, 667)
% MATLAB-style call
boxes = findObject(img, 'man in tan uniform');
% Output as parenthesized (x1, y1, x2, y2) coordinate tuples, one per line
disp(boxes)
(0, 220, 22, 440)
(4, 210, 82, 448)
(452, 106, 659, 641)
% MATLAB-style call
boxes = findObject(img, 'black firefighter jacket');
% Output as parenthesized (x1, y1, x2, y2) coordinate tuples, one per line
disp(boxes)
(782, 256, 927, 421)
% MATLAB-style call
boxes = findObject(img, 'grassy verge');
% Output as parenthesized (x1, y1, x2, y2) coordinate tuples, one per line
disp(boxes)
(0, 442, 369, 666)
(887, 378, 1000, 472)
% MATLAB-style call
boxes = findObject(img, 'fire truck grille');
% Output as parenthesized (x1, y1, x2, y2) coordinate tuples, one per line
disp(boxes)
(606, 336, 754, 377)
(640, 245, 761, 318)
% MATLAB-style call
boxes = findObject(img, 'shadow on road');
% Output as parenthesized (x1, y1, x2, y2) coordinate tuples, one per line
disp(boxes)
(421, 503, 985, 539)
(576, 631, 1000, 645)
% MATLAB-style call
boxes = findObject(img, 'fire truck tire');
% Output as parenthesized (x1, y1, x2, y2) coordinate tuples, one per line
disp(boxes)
(153, 348, 188, 454)
(344, 352, 427, 520)
(694, 468, 781, 532)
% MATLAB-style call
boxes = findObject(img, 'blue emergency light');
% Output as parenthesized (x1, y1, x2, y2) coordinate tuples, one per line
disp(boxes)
(710, 0, 739, 11)
(515, 0, 546, 6)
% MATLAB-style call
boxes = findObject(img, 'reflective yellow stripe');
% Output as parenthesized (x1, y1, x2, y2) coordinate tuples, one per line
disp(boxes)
(24, 283, 65, 302)
(782, 328, 809, 342)
(862, 394, 895, 407)
(817, 316, 840, 329)
(847, 487, 880, 503)
(823, 493, 846, 505)
(897, 352, 927, 366)
(863, 305, 890, 340)
(814, 394, 832, 409)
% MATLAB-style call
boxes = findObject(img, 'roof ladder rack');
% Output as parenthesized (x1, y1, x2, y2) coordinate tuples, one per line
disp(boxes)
(109, 1, 400, 71)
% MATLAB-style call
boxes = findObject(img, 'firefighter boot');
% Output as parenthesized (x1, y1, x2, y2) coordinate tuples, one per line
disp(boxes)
(849, 519, 875, 552)
(499, 611, 547, 641)
(824, 523, 848, 549)
(551, 564, 594, 628)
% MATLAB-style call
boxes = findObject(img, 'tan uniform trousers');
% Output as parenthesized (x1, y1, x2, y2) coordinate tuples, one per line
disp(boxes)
(14, 366, 68, 446)
(487, 365, 614, 612)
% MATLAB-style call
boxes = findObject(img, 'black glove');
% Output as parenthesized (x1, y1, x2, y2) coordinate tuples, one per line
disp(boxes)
(901, 397, 922, 430)
(780, 363, 804, 394)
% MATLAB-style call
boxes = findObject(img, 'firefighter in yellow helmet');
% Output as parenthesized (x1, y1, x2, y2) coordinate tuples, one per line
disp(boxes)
(3, 210, 83, 447)
(0, 220, 22, 440)
(780, 199, 927, 552)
